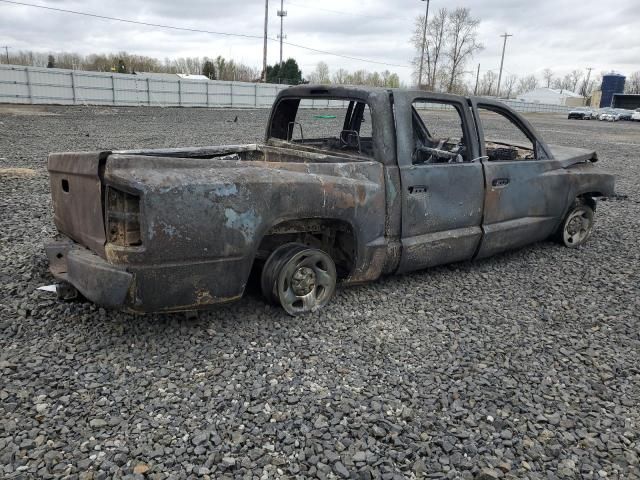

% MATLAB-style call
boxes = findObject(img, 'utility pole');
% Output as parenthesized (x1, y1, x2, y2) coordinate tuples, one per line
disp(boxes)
(2, 46, 9, 64)
(581, 67, 593, 97)
(474, 63, 480, 95)
(277, 0, 287, 69)
(417, 0, 430, 89)
(496, 32, 512, 98)
(262, 0, 269, 82)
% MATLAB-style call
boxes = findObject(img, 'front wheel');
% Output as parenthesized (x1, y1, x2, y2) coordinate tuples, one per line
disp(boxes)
(556, 200, 595, 248)
(261, 243, 337, 315)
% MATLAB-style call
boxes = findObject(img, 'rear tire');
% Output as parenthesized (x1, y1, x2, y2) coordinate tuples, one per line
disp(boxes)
(261, 243, 306, 304)
(556, 199, 595, 248)
(261, 243, 337, 315)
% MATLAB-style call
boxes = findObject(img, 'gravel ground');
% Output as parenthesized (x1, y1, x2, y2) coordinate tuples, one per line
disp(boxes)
(1, 104, 639, 480)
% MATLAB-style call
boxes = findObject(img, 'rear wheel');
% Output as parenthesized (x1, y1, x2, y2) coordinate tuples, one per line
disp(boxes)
(556, 199, 595, 248)
(261, 243, 337, 315)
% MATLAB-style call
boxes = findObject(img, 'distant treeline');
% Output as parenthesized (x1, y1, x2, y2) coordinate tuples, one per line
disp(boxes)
(1, 50, 404, 88)
(3, 50, 260, 82)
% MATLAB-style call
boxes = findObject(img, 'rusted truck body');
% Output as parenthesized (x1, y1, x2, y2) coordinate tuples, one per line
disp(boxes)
(45, 86, 614, 315)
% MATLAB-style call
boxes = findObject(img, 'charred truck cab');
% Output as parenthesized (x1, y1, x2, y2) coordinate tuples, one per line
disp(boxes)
(45, 86, 615, 315)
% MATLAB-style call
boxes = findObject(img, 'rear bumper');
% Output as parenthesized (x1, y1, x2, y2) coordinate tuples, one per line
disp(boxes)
(45, 238, 247, 313)
(45, 240, 133, 308)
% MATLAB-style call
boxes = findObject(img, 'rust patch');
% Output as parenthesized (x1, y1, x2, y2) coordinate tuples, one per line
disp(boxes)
(195, 289, 215, 305)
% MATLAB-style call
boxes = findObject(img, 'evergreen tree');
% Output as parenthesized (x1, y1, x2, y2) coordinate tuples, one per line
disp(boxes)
(117, 59, 127, 74)
(46, 55, 55, 68)
(266, 58, 303, 85)
(202, 60, 216, 80)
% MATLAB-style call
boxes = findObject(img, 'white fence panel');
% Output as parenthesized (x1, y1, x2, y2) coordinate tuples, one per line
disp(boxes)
(0, 65, 572, 114)
(231, 82, 258, 107)
(0, 82, 29, 102)
(256, 84, 281, 107)
(180, 80, 207, 107)
(31, 84, 73, 104)
(73, 73, 113, 104)
(208, 82, 233, 106)
(0, 67, 29, 103)
(29, 69, 72, 87)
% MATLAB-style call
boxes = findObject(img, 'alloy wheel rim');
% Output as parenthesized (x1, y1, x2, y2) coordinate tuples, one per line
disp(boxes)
(278, 251, 335, 314)
(563, 207, 593, 246)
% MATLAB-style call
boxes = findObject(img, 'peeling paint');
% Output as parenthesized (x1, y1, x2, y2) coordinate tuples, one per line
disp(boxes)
(224, 208, 260, 242)
(211, 183, 238, 197)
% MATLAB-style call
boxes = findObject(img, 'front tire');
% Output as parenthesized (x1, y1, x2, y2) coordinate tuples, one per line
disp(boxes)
(261, 243, 337, 315)
(556, 199, 595, 248)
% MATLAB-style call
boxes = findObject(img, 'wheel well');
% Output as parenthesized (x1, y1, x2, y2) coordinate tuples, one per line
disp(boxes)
(577, 193, 597, 211)
(257, 219, 356, 278)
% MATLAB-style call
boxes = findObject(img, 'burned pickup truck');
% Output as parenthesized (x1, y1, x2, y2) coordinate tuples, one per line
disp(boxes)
(45, 86, 614, 315)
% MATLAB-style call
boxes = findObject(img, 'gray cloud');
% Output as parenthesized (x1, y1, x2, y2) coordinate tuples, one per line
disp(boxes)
(0, 0, 637, 83)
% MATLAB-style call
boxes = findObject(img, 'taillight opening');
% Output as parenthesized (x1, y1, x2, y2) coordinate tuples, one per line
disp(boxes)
(106, 187, 142, 246)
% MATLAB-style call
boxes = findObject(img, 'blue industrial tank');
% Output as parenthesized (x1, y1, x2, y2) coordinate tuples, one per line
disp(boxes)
(600, 73, 626, 108)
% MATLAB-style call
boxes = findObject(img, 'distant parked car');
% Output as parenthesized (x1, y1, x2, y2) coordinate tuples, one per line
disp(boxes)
(615, 109, 633, 121)
(631, 110, 640, 122)
(568, 107, 594, 120)
(601, 113, 620, 122)
(596, 108, 614, 120)
(598, 108, 621, 122)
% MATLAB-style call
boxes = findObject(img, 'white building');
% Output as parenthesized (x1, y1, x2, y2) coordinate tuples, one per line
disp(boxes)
(135, 72, 211, 81)
(517, 87, 585, 106)
(176, 74, 210, 81)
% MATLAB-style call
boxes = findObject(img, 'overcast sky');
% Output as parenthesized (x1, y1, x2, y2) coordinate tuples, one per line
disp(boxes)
(1, 0, 638, 84)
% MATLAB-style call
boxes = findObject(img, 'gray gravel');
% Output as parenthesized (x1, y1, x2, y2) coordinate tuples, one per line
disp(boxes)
(1, 104, 639, 479)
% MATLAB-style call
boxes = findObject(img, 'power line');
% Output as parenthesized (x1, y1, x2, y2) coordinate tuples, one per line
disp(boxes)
(0, 0, 266, 40)
(281, 41, 409, 68)
(286, 1, 392, 20)
(0, 0, 410, 69)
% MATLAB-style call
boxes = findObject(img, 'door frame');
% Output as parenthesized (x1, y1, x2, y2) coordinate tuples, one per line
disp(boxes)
(393, 91, 486, 273)
(468, 97, 553, 161)
(395, 91, 482, 166)
(468, 98, 567, 258)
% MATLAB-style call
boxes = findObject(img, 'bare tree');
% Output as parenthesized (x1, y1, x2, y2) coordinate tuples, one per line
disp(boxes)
(625, 71, 640, 94)
(411, 8, 448, 89)
(504, 74, 518, 99)
(542, 68, 553, 88)
(479, 70, 497, 96)
(428, 8, 448, 89)
(517, 74, 538, 94)
(569, 69, 583, 92)
(349, 70, 367, 85)
(312, 62, 330, 84)
(445, 8, 483, 93)
(551, 74, 572, 91)
(385, 71, 401, 88)
(332, 68, 348, 84)
(329, 68, 401, 87)
(411, 14, 430, 87)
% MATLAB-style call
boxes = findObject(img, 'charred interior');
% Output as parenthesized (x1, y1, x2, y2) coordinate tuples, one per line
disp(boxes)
(268, 97, 375, 158)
